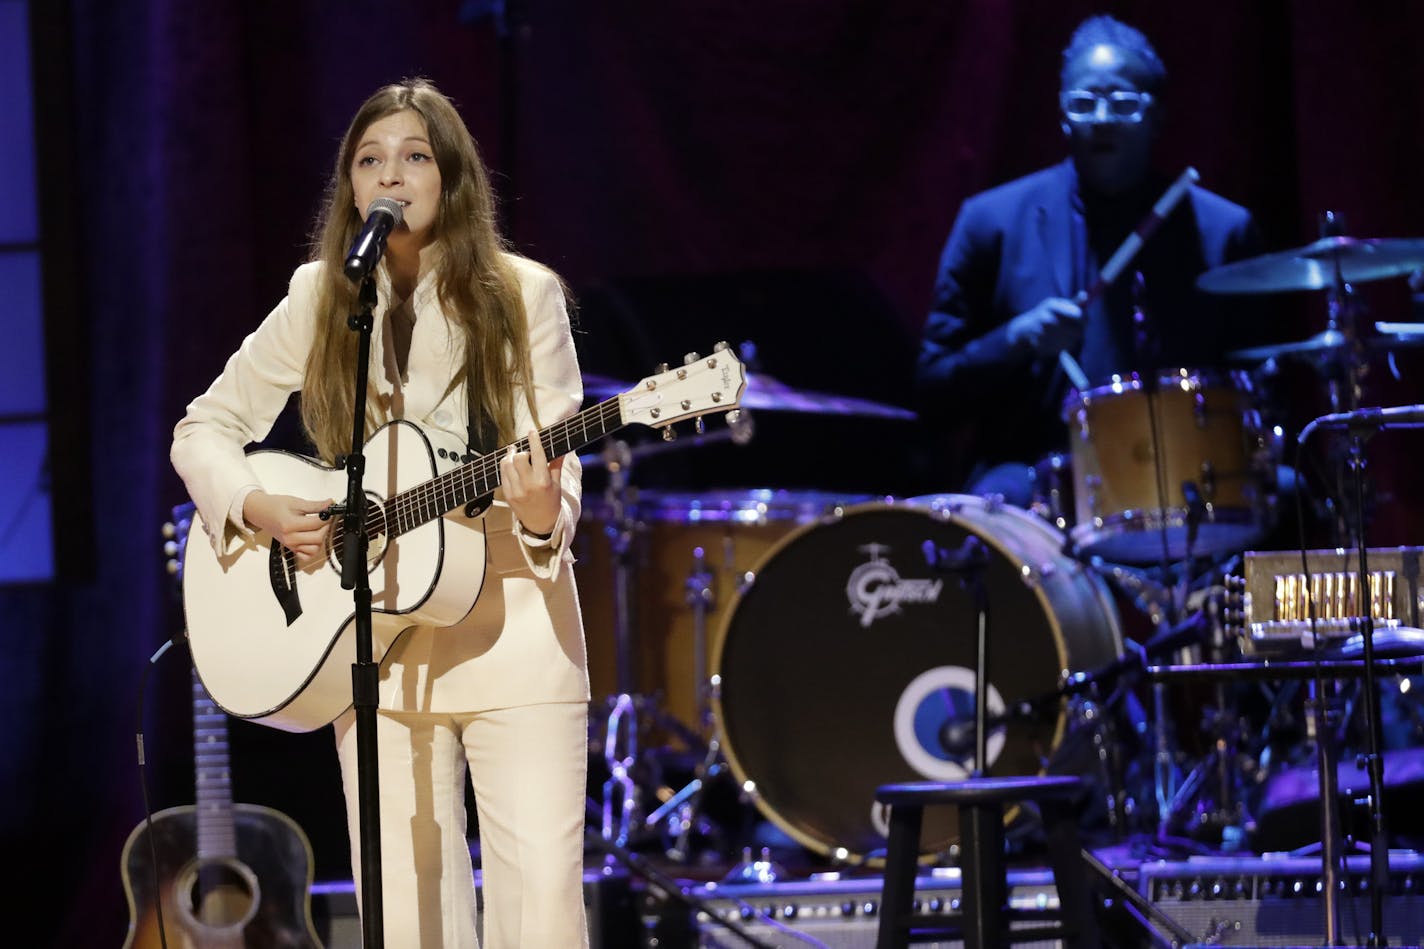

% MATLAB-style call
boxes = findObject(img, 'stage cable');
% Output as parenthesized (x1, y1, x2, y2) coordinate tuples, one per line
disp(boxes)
(133, 632, 187, 949)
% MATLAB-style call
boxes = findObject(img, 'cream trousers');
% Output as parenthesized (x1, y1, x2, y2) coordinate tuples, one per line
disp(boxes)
(335, 702, 591, 948)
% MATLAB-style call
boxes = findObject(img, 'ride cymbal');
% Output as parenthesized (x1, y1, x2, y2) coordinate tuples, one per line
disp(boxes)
(584, 370, 916, 419)
(1198, 236, 1424, 294)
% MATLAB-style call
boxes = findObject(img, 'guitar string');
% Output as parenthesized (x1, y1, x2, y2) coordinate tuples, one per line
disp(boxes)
(280, 364, 735, 573)
(311, 397, 625, 563)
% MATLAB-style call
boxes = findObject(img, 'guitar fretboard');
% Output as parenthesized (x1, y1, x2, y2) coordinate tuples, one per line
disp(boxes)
(193, 668, 236, 860)
(382, 396, 625, 537)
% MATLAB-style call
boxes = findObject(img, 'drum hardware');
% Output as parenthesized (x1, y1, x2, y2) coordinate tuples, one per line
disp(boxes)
(600, 693, 641, 846)
(584, 434, 733, 851)
(1209, 212, 1424, 551)
(686, 546, 717, 734)
(1155, 590, 1254, 850)
(642, 546, 731, 862)
(1079, 558, 1259, 850)
(1028, 452, 1072, 532)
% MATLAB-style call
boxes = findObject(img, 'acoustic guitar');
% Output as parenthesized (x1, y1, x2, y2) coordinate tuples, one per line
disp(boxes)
(121, 504, 322, 948)
(182, 347, 746, 732)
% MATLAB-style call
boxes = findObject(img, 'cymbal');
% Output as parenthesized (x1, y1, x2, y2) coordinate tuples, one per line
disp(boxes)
(1197, 236, 1424, 294)
(583, 371, 916, 420)
(1227, 328, 1424, 362)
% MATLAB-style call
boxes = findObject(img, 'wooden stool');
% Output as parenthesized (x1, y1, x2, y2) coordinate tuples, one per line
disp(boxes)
(874, 776, 1099, 949)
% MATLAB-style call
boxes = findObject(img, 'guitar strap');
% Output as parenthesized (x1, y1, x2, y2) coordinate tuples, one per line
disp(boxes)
(464, 367, 496, 517)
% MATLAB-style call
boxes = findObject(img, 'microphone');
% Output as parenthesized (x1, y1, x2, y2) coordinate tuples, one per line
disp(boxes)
(343, 197, 404, 283)
(921, 535, 987, 575)
(1301, 404, 1424, 441)
(1181, 480, 1206, 552)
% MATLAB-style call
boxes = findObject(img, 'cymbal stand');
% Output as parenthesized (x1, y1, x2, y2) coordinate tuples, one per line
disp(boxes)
(1094, 559, 1186, 828)
(603, 439, 638, 697)
(593, 438, 651, 845)
(688, 545, 716, 737)
(1315, 211, 1375, 547)
(644, 546, 729, 861)
(600, 693, 640, 846)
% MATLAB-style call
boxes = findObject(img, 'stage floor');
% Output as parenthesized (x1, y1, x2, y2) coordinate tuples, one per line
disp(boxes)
(309, 842, 1424, 948)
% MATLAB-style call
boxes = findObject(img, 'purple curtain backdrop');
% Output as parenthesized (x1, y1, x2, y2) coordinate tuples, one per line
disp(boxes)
(5, 1, 1422, 943)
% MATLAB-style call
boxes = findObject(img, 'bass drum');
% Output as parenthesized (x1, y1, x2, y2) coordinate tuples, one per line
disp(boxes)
(710, 497, 1122, 861)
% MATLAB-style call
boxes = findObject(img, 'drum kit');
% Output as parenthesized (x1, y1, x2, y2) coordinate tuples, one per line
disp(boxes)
(575, 228, 1424, 909)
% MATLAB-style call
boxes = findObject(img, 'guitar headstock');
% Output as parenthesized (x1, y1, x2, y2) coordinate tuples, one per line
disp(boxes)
(617, 341, 747, 433)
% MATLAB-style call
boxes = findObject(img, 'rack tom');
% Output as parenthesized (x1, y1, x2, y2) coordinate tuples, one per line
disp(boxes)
(1063, 368, 1273, 563)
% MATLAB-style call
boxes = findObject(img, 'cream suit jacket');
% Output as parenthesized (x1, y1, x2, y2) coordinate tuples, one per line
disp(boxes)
(171, 254, 591, 713)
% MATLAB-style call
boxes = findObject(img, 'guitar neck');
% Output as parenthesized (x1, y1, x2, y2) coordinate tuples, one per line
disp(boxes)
(192, 667, 237, 860)
(386, 396, 624, 537)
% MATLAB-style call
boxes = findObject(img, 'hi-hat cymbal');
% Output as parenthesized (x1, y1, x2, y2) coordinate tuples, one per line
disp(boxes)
(1228, 328, 1424, 362)
(1197, 236, 1424, 294)
(583, 371, 916, 420)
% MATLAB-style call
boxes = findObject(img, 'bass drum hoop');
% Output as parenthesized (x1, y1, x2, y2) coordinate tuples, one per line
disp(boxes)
(709, 497, 1123, 862)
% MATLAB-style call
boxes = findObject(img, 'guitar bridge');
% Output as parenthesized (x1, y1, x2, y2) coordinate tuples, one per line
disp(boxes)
(268, 543, 303, 626)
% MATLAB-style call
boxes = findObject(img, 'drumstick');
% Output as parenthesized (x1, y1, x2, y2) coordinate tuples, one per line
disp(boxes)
(1057, 166, 1201, 391)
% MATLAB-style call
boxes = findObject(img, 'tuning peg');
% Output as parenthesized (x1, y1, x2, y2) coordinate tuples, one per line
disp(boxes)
(656, 362, 669, 374)
(695, 416, 706, 435)
(164, 540, 179, 558)
(161, 521, 176, 539)
(683, 351, 701, 365)
(714, 340, 730, 352)
(662, 426, 678, 442)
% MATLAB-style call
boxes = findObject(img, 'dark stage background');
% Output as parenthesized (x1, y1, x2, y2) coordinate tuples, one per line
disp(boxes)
(6, 2, 1424, 945)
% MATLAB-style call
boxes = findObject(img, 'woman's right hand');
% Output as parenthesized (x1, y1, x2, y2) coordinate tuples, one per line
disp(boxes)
(242, 490, 334, 559)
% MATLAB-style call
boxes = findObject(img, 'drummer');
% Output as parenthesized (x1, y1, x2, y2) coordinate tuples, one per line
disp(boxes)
(914, 14, 1265, 505)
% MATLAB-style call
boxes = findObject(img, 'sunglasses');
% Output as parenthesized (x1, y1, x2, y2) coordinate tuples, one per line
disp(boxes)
(1061, 89, 1153, 123)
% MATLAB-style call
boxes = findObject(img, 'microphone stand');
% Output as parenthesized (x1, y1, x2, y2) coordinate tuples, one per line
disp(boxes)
(1344, 426, 1389, 946)
(924, 536, 991, 774)
(1129, 270, 1187, 824)
(1297, 389, 1395, 945)
(339, 274, 384, 948)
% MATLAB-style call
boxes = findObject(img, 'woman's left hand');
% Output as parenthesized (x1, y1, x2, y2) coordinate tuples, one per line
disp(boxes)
(500, 429, 564, 537)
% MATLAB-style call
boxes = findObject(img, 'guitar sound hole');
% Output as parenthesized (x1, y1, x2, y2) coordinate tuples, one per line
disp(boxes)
(326, 491, 389, 573)
(179, 856, 261, 930)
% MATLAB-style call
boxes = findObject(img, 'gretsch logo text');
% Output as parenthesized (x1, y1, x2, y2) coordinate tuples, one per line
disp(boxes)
(847, 544, 943, 627)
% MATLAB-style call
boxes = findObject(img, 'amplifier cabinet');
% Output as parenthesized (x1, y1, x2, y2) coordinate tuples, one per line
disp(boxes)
(1229, 546, 1424, 654)
(686, 869, 1062, 949)
(1139, 853, 1424, 947)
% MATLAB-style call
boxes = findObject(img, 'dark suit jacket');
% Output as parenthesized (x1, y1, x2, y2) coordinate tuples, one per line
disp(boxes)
(915, 159, 1263, 484)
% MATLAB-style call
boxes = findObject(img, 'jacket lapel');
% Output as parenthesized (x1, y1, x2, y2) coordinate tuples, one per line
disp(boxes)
(1036, 161, 1076, 298)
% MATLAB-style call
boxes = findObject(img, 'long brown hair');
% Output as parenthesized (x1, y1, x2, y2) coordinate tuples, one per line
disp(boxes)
(300, 78, 542, 462)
